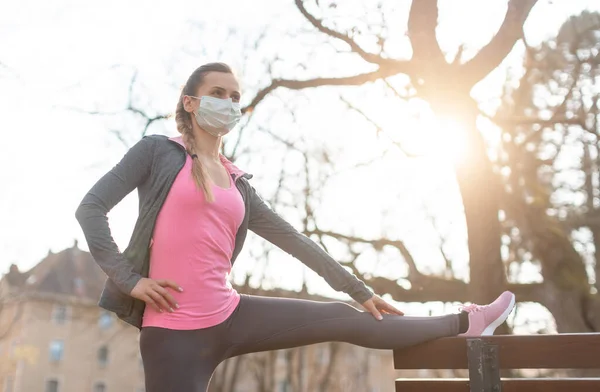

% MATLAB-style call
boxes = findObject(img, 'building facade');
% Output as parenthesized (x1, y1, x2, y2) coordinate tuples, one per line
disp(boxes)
(0, 243, 398, 392)
(0, 243, 145, 392)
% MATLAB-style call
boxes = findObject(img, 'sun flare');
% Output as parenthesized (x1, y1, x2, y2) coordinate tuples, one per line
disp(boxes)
(395, 114, 470, 165)
(431, 117, 470, 163)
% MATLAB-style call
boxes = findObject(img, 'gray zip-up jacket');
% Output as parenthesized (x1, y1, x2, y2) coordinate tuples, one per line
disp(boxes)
(75, 134, 373, 329)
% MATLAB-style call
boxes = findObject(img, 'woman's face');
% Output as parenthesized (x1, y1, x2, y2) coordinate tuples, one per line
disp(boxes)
(184, 71, 241, 114)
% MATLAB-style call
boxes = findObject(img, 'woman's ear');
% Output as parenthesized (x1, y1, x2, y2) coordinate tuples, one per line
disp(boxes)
(183, 96, 196, 113)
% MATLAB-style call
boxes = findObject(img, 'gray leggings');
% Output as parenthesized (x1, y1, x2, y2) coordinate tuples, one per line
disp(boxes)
(139, 294, 459, 392)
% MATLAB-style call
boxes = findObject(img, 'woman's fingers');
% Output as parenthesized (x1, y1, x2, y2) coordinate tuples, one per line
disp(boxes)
(381, 301, 404, 316)
(156, 279, 183, 293)
(363, 299, 383, 321)
(154, 285, 179, 310)
(372, 295, 404, 316)
(368, 296, 405, 317)
(142, 294, 161, 313)
(147, 289, 172, 312)
(131, 278, 182, 312)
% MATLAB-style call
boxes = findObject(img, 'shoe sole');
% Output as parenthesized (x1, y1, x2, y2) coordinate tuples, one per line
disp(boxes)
(481, 292, 516, 336)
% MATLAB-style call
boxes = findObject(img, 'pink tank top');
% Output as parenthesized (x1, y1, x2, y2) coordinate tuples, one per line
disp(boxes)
(142, 155, 245, 330)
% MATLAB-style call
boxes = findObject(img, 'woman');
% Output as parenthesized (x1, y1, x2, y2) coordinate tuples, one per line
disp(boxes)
(76, 62, 515, 392)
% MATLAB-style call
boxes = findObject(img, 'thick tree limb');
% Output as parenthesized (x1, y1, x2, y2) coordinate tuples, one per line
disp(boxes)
(242, 66, 407, 113)
(461, 0, 539, 86)
(294, 0, 395, 66)
(359, 270, 544, 304)
(407, 0, 445, 67)
(303, 228, 544, 304)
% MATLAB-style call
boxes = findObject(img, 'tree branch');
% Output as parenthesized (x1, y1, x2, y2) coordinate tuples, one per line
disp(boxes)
(303, 228, 544, 304)
(242, 66, 409, 114)
(461, 0, 539, 86)
(383, 78, 415, 100)
(294, 0, 395, 66)
(306, 228, 421, 277)
(347, 262, 543, 304)
(339, 95, 422, 158)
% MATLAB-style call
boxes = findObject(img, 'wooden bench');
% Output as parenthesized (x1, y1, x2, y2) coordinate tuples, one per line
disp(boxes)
(393, 334, 600, 392)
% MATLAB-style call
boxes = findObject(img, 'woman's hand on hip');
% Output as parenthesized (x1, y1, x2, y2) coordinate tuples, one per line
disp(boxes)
(130, 278, 183, 313)
(362, 295, 404, 320)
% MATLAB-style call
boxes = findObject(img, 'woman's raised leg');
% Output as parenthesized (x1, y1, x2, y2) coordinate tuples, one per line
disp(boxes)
(225, 291, 515, 358)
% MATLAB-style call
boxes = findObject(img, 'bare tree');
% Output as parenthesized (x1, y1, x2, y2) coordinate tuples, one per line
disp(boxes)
(238, 0, 541, 304)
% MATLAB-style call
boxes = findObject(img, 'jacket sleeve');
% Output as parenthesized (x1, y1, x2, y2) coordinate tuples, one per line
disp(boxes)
(247, 185, 374, 304)
(75, 136, 154, 294)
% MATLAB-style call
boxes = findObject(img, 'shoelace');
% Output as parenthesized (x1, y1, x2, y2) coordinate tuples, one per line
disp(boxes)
(459, 303, 487, 313)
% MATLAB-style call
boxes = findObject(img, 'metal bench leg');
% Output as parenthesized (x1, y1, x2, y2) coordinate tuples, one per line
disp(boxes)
(467, 339, 501, 392)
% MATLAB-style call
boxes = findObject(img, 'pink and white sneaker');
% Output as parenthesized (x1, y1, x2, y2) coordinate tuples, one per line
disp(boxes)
(459, 291, 516, 337)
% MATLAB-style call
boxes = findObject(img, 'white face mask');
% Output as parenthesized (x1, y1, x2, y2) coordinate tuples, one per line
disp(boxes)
(189, 95, 242, 137)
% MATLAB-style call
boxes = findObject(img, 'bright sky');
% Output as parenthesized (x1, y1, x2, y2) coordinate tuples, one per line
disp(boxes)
(1, 0, 599, 329)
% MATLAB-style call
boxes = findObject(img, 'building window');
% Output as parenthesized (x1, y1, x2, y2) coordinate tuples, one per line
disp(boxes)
(49, 340, 64, 362)
(98, 346, 109, 367)
(93, 382, 106, 392)
(52, 305, 69, 325)
(278, 380, 290, 392)
(3, 377, 14, 392)
(98, 311, 113, 330)
(45, 379, 59, 392)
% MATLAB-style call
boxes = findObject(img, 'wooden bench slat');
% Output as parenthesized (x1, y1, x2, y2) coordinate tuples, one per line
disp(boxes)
(395, 378, 600, 392)
(393, 334, 600, 369)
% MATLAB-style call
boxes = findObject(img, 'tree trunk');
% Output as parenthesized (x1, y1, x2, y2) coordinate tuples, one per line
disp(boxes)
(531, 220, 598, 332)
(429, 94, 506, 304)
(540, 283, 595, 332)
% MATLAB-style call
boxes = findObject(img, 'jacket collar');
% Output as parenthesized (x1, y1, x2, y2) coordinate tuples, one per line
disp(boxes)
(168, 135, 248, 179)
